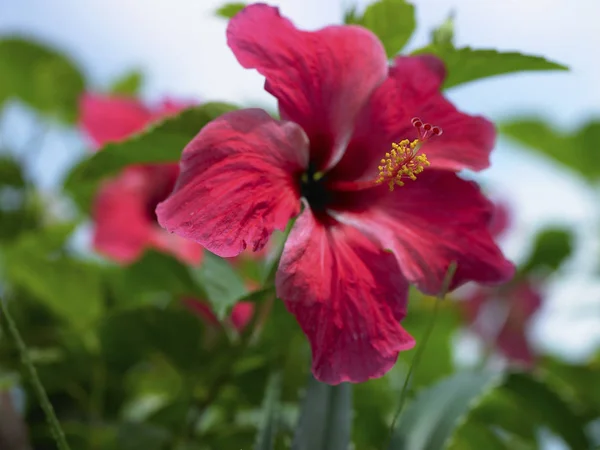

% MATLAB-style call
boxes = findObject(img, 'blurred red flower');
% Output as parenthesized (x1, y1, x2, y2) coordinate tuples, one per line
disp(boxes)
(461, 202, 542, 366)
(156, 4, 514, 384)
(79, 93, 202, 265)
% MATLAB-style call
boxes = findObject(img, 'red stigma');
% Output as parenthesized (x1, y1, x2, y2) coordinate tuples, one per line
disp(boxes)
(411, 117, 443, 141)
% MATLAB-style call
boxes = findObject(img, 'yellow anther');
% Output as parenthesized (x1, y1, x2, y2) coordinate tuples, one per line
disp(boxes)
(375, 139, 431, 191)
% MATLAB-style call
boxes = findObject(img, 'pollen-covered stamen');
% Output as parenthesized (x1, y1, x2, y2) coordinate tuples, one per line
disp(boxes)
(376, 118, 442, 191)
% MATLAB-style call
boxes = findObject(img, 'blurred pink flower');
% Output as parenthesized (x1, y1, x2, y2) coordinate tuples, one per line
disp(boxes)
(79, 93, 202, 265)
(461, 202, 542, 366)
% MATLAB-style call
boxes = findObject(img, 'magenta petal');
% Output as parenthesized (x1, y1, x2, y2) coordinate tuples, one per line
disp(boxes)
(334, 170, 515, 295)
(331, 55, 495, 182)
(156, 109, 309, 258)
(227, 4, 388, 171)
(92, 168, 154, 263)
(79, 93, 154, 148)
(276, 208, 415, 385)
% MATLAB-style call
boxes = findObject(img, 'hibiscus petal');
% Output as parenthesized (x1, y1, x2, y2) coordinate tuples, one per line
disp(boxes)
(227, 4, 388, 171)
(156, 109, 309, 258)
(330, 55, 495, 182)
(93, 168, 154, 263)
(333, 170, 515, 295)
(79, 93, 154, 148)
(276, 208, 415, 385)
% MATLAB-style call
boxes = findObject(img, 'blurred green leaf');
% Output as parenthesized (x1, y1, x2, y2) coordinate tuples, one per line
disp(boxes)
(431, 13, 455, 48)
(469, 390, 537, 444)
(117, 423, 171, 450)
(346, 0, 415, 57)
(99, 306, 206, 372)
(450, 371, 593, 450)
(447, 420, 506, 450)
(343, 6, 360, 24)
(215, 2, 246, 19)
(501, 118, 600, 180)
(399, 296, 460, 388)
(63, 102, 237, 212)
(389, 371, 502, 450)
(521, 228, 573, 274)
(413, 46, 567, 89)
(191, 252, 248, 320)
(0, 36, 85, 123)
(500, 372, 592, 450)
(292, 376, 352, 450)
(109, 70, 144, 97)
(254, 371, 282, 450)
(0, 156, 25, 187)
(353, 376, 397, 450)
(541, 356, 600, 422)
(108, 250, 204, 309)
(2, 224, 103, 328)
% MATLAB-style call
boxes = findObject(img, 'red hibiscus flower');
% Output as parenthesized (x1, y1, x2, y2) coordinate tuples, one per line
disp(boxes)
(79, 93, 202, 265)
(156, 4, 514, 384)
(461, 203, 542, 366)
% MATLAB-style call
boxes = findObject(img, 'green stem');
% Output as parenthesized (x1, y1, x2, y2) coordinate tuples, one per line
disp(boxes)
(388, 262, 458, 441)
(0, 296, 71, 450)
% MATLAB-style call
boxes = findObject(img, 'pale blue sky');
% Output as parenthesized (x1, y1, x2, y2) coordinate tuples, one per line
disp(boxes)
(1, 0, 599, 358)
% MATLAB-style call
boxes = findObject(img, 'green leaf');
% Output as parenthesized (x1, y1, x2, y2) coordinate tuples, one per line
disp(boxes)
(0, 36, 85, 123)
(399, 296, 460, 388)
(469, 390, 537, 444)
(353, 376, 397, 449)
(63, 102, 237, 212)
(2, 224, 103, 328)
(521, 228, 573, 274)
(501, 118, 600, 180)
(254, 371, 282, 450)
(191, 251, 248, 320)
(430, 13, 455, 48)
(99, 307, 206, 372)
(541, 356, 600, 421)
(347, 0, 415, 57)
(292, 376, 352, 450)
(0, 156, 25, 187)
(500, 373, 592, 450)
(116, 423, 171, 450)
(389, 371, 502, 450)
(108, 70, 144, 97)
(215, 2, 246, 19)
(108, 250, 204, 309)
(413, 46, 568, 89)
(447, 420, 507, 450)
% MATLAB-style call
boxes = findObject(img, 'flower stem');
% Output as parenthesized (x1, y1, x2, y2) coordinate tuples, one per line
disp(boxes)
(388, 262, 457, 440)
(0, 295, 71, 450)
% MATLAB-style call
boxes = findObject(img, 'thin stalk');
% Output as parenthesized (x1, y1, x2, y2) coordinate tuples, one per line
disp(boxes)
(0, 296, 71, 450)
(388, 262, 458, 441)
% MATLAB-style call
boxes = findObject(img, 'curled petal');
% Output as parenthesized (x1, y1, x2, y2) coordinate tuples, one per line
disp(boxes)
(330, 55, 495, 182)
(227, 3, 388, 171)
(156, 109, 309, 257)
(333, 170, 515, 295)
(276, 208, 415, 384)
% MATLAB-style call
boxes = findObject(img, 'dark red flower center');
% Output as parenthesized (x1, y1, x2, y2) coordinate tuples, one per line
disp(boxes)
(144, 166, 179, 224)
(300, 165, 332, 213)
